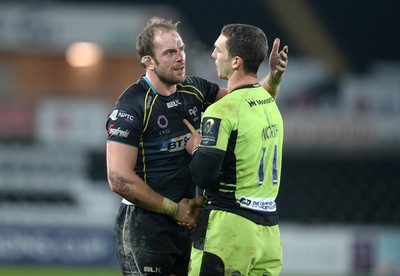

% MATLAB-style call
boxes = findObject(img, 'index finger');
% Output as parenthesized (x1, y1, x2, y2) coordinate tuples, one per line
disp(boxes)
(271, 38, 281, 55)
(183, 119, 197, 135)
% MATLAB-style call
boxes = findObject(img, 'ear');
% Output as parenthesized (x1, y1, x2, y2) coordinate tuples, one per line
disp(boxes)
(232, 56, 241, 70)
(141, 56, 155, 69)
(147, 59, 155, 70)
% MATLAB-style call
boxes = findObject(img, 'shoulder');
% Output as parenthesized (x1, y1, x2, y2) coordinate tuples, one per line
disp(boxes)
(204, 94, 233, 116)
(177, 76, 203, 89)
(116, 79, 150, 108)
(179, 76, 219, 90)
(178, 77, 220, 105)
(180, 76, 204, 85)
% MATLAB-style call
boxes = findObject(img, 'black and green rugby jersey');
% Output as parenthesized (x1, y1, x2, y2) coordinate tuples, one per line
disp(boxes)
(195, 83, 284, 225)
(106, 76, 219, 202)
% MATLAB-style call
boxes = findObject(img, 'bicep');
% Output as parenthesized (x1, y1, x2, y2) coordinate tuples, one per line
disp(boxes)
(106, 141, 162, 209)
(106, 141, 138, 177)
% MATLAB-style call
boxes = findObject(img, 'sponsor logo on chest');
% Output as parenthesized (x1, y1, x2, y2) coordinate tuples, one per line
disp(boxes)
(166, 99, 182, 108)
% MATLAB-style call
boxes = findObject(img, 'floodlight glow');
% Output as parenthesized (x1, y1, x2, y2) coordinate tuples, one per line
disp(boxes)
(65, 42, 103, 67)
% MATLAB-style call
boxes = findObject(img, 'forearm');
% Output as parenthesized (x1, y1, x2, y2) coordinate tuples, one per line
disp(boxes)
(108, 170, 178, 217)
(190, 149, 224, 189)
(261, 72, 281, 100)
(262, 38, 289, 100)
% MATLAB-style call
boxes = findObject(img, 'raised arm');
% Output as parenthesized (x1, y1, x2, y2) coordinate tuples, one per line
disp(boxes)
(260, 38, 289, 99)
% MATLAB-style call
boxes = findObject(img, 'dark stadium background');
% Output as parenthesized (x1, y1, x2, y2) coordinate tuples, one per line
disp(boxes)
(0, 0, 399, 275)
(75, 0, 400, 225)
(63, 0, 400, 73)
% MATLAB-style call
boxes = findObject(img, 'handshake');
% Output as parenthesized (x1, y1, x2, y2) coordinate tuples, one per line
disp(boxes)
(160, 196, 205, 229)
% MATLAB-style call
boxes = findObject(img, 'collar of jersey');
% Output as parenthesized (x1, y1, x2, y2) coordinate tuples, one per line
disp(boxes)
(142, 76, 158, 95)
(230, 83, 260, 93)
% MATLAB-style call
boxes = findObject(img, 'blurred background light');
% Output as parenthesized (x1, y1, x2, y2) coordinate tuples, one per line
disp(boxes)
(65, 42, 103, 68)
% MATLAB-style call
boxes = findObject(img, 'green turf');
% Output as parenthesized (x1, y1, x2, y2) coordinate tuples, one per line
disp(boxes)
(0, 265, 120, 276)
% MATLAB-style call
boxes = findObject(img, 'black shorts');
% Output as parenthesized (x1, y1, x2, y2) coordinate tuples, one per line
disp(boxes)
(114, 203, 193, 276)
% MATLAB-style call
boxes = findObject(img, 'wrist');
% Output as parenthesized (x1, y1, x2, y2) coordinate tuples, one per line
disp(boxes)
(266, 73, 281, 89)
(160, 197, 179, 218)
(198, 195, 205, 206)
(191, 146, 199, 155)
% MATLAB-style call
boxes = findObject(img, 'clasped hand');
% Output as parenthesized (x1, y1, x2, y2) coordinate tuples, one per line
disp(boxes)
(175, 196, 204, 229)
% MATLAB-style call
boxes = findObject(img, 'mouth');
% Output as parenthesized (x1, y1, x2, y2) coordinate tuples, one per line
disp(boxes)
(174, 65, 185, 74)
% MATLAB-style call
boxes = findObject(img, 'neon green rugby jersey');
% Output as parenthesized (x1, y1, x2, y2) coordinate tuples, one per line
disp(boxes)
(199, 83, 284, 225)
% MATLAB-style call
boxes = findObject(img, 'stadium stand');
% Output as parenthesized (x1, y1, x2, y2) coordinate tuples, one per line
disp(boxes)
(0, 143, 119, 227)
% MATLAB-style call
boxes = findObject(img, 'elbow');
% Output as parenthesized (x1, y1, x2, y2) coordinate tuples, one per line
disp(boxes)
(193, 174, 211, 190)
(189, 150, 223, 190)
(108, 181, 120, 194)
(190, 163, 217, 190)
(189, 162, 207, 189)
(107, 171, 128, 195)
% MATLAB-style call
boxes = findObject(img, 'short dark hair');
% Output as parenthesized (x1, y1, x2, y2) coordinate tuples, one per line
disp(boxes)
(136, 17, 180, 60)
(221, 24, 268, 74)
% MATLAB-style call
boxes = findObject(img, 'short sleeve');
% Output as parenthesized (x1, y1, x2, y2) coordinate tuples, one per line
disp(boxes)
(106, 106, 142, 147)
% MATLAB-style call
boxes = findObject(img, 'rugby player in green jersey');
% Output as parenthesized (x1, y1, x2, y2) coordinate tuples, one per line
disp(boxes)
(185, 24, 288, 275)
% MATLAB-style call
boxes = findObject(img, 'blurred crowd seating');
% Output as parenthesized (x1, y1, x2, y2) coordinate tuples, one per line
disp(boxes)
(0, 143, 118, 227)
(1, 141, 399, 226)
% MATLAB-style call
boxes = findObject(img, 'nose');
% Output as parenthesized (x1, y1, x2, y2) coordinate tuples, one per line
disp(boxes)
(177, 50, 185, 61)
(211, 49, 216, 59)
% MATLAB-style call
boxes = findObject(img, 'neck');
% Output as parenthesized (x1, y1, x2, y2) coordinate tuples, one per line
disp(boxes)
(227, 71, 258, 93)
(145, 71, 176, 96)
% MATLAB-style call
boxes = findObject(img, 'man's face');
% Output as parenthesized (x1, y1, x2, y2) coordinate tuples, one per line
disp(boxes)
(211, 35, 232, 80)
(151, 30, 186, 85)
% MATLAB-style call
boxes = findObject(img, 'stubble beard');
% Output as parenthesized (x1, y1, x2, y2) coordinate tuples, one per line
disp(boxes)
(155, 68, 185, 86)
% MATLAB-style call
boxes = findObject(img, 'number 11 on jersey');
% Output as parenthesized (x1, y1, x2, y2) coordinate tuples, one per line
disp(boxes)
(258, 145, 278, 186)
